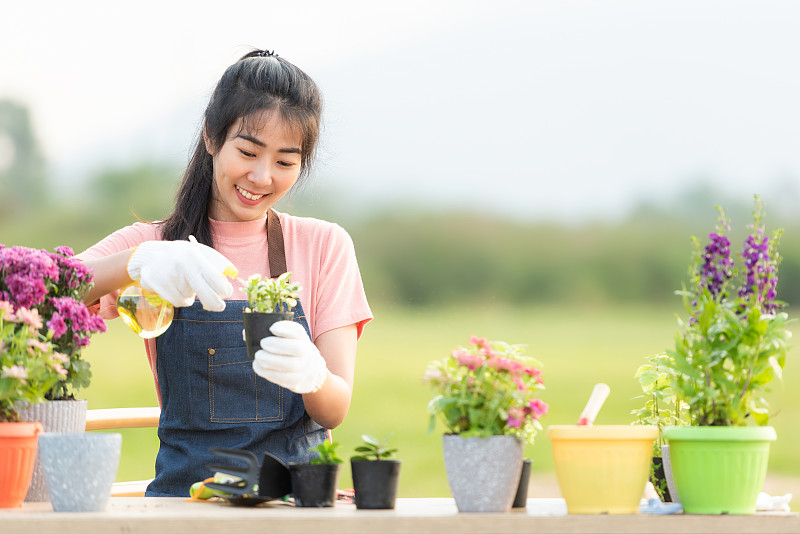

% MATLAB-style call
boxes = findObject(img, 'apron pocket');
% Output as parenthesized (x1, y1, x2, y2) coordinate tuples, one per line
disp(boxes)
(208, 347, 286, 424)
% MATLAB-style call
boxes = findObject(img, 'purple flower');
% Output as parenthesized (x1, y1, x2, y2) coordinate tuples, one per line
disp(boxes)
(5, 275, 48, 309)
(738, 229, 780, 313)
(0, 245, 60, 309)
(47, 313, 68, 339)
(49, 296, 107, 346)
(54, 246, 74, 257)
(699, 232, 734, 299)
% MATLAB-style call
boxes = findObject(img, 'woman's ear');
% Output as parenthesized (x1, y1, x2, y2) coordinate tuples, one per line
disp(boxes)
(202, 124, 213, 155)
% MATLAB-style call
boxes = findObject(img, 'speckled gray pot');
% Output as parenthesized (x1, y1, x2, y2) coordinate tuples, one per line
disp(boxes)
(17, 399, 88, 502)
(442, 434, 524, 513)
(38, 433, 121, 512)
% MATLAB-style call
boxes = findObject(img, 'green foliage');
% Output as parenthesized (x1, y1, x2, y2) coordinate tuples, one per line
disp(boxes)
(631, 353, 690, 454)
(0, 306, 66, 422)
(241, 272, 300, 313)
(650, 460, 670, 502)
(309, 441, 343, 465)
(352, 434, 398, 461)
(662, 198, 794, 426)
(85, 163, 180, 228)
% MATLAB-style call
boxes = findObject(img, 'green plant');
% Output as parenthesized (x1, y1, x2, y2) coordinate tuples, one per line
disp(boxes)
(309, 441, 343, 465)
(662, 197, 793, 427)
(424, 335, 548, 443)
(631, 352, 690, 455)
(352, 434, 398, 461)
(0, 302, 68, 422)
(241, 272, 301, 313)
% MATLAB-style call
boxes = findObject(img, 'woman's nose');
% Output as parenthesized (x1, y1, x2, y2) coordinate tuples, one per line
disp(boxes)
(247, 162, 272, 185)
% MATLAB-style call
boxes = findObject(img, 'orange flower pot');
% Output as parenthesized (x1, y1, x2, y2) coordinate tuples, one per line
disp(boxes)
(0, 421, 43, 508)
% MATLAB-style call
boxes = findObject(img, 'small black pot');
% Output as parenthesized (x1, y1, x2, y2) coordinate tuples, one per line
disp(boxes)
(289, 463, 340, 507)
(242, 311, 293, 360)
(512, 458, 533, 508)
(350, 459, 402, 509)
(650, 456, 672, 502)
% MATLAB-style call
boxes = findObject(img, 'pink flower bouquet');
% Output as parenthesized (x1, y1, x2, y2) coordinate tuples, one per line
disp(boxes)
(424, 336, 548, 443)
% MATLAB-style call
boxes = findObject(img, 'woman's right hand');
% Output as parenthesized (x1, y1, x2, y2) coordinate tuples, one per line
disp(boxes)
(127, 238, 235, 311)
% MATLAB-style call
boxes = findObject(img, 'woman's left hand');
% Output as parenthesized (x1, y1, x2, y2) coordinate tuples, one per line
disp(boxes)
(252, 321, 328, 394)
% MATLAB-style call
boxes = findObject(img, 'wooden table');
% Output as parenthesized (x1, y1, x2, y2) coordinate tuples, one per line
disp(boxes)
(1, 497, 798, 534)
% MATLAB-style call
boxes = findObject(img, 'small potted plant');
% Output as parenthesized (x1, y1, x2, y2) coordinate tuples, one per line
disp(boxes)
(660, 197, 793, 514)
(424, 335, 548, 513)
(0, 244, 107, 501)
(631, 352, 690, 502)
(350, 434, 401, 509)
(289, 441, 342, 507)
(0, 302, 65, 507)
(241, 272, 301, 359)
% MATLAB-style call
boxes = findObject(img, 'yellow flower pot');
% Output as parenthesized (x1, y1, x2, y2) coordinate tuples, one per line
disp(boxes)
(547, 425, 658, 514)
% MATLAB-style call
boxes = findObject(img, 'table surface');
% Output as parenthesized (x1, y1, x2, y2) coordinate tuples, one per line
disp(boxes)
(2, 497, 798, 534)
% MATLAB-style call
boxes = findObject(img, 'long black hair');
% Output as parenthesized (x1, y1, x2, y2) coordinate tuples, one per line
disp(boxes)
(160, 49, 323, 246)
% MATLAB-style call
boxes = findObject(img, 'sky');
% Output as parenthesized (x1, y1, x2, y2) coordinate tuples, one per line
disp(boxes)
(2, 0, 800, 221)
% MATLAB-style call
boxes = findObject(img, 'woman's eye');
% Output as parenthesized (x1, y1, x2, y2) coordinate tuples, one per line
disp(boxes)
(278, 160, 296, 168)
(238, 149, 256, 158)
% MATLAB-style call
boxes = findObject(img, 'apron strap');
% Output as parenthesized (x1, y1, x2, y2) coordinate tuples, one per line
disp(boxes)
(267, 209, 288, 278)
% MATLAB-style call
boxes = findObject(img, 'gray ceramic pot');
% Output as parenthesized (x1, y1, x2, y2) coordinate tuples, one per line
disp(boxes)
(442, 434, 524, 513)
(38, 432, 121, 512)
(17, 399, 88, 502)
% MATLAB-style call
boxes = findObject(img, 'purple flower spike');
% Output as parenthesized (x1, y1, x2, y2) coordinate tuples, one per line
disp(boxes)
(699, 232, 734, 299)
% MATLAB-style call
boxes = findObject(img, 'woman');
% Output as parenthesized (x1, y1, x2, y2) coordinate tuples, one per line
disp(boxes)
(78, 49, 372, 497)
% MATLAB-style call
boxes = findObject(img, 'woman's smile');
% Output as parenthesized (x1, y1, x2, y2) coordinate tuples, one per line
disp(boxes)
(235, 184, 266, 203)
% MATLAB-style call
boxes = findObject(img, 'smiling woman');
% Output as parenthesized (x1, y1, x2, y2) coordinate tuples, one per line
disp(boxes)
(72, 49, 372, 498)
(206, 114, 303, 222)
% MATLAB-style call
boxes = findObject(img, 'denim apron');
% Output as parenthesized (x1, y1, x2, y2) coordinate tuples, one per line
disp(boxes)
(146, 210, 326, 497)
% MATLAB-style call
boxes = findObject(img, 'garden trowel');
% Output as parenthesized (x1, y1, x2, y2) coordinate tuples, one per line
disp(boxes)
(205, 447, 292, 503)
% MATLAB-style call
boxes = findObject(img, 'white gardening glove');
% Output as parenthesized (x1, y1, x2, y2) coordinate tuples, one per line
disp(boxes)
(127, 237, 235, 312)
(252, 321, 328, 394)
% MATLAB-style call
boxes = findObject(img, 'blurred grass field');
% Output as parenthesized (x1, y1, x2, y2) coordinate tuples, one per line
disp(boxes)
(81, 302, 800, 498)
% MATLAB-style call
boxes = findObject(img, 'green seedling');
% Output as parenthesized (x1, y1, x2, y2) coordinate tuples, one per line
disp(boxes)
(309, 441, 343, 465)
(352, 434, 398, 461)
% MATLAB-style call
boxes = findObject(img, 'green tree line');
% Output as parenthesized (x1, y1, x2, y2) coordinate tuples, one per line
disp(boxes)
(2, 98, 797, 309)
(3, 164, 797, 310)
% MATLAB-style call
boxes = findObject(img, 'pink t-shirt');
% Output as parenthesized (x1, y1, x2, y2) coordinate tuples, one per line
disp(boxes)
(78, 212, 372, 396)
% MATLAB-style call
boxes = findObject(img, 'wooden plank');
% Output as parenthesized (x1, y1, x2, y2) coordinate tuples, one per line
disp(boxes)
(1, 498, 798, 534)
(84, 407, 161, 431)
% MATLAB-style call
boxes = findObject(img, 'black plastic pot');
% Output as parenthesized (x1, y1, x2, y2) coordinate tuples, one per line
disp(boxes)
(289, 463, 340, 507)
(650, 456, 672, 502)
(350, 459, 402, 509)
(242, 311, 293, 360)
(512, 458, 533, 508)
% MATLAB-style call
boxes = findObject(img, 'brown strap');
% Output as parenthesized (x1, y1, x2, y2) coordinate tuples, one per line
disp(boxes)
(267, 209, 288, 278)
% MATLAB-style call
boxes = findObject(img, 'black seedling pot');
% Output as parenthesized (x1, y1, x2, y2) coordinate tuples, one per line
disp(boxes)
(242, 311, 293, 359)
(512, 459, 533, 508)
(289, 463, 340, 507)
(350, 459, 402, 509)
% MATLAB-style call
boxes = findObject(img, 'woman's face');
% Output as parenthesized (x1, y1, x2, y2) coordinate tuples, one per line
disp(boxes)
(207, 112, 303, 222)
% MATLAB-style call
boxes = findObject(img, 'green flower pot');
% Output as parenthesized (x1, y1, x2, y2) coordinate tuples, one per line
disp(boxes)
(662, 426, 776, 514)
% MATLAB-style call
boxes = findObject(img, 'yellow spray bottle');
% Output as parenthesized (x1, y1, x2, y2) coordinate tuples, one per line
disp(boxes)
(116, 237, 239, 338)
